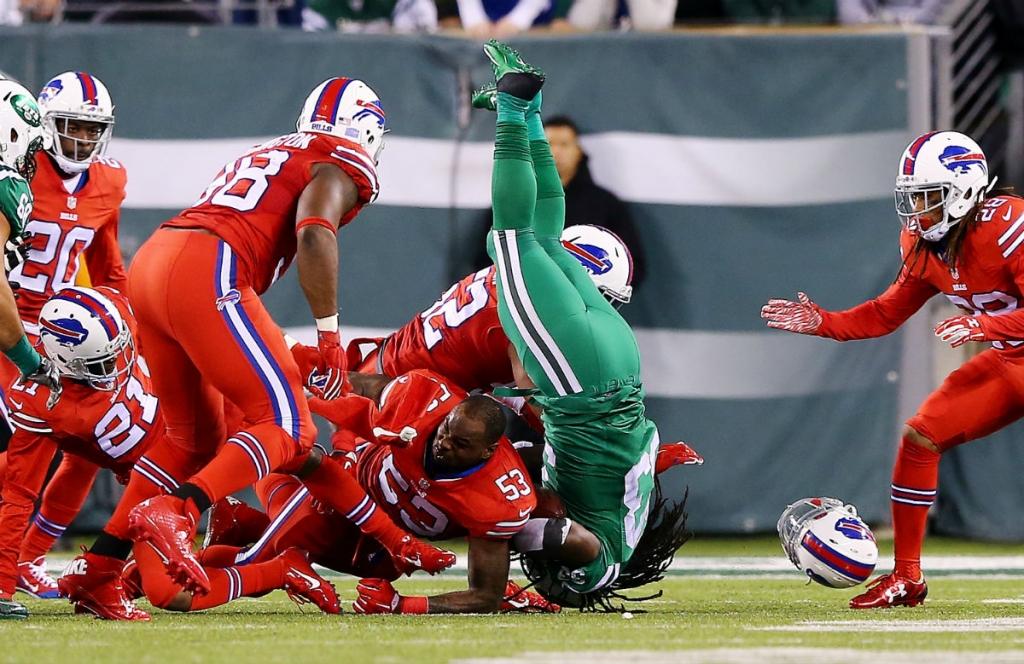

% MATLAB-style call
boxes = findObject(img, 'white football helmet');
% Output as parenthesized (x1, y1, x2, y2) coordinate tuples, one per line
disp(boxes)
(561, 224, 634, 307)
(37, 72, 115, 175)
(0, 79, 44, 180)
(777, 497, 878, 588)
(296, 77, 386, 164)
(895, 130, 990, 242)
(38, 287, 134, 393)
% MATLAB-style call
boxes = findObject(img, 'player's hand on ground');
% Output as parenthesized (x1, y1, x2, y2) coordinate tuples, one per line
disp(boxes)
(761, 292, 823, 334)
(934, 315, 985, 348)
(353, 578, 401, 614)
(25, 356, 63, 409)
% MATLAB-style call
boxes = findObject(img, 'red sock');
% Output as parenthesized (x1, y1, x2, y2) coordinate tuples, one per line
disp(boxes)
(255, 473, 303, 516)
(199, 545, 244, 569)
(890, 436, 940, 580)
(190, 425, 295, 505)
(20, 455, 100, 561)
(136, 542, 286, 610)
(300, 454, 407, 551)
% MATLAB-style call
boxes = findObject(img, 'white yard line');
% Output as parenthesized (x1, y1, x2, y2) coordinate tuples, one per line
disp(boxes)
(456, 649, 1024, 664)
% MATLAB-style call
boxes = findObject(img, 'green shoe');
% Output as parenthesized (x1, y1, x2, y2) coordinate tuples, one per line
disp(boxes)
(482, 40, 545, 101)
(472, 83, 497, 112)
(0, 598, 29, 620)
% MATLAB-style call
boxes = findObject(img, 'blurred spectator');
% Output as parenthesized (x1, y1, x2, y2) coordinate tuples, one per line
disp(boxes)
(836, 0, 946, 25)
(302, 0, 436, 30)
(567, 0, 676, 30)
(468, 115, 647, 289)
(722, 0, 833, 23)
(0, 0, 22, 23)
(454, 0, 555, 37)
(674, 0, 725, 25)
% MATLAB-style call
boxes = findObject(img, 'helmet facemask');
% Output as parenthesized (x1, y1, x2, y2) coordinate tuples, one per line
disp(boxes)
(13, 131, 42, 181)
(44, 113, 114, 174)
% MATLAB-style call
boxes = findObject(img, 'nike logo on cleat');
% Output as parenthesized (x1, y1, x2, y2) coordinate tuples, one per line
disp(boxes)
(290, 569, 321, 590)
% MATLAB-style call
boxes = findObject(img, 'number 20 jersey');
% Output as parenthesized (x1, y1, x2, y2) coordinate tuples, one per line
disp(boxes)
(164, 132, 379, 295)
(354, 370, 536, 541)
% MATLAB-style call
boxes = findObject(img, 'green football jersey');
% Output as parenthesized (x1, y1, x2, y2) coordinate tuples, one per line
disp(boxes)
(0, 164, 32, 238)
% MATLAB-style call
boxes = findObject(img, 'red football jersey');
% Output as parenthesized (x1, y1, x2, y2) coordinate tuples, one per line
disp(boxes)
(164, 132, 379, 295)
(352, 370, 536, 540)
(11, 154, 128, 333)
(0, 288, 161, 597)
(818, 195, 1024, 356)
(379, 267, 514, 392)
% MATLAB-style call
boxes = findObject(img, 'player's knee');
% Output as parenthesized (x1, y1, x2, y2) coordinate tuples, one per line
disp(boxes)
(513, 517, 600, 568)
(561, 522, 601, 568)
(901, 425, 942, 454)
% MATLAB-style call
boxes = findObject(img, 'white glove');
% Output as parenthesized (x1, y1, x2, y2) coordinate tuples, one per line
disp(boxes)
(761, 292, 823, 335)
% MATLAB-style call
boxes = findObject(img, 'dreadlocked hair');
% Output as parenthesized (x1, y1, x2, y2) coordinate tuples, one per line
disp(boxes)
(517, 479, 692, 613)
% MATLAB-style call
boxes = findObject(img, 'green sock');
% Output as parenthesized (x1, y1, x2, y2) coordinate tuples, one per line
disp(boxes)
(492, 122, 537, 232)
(530, 139, 565, 238)
(526, 91, 545, 141)
(496, 92, 530, 125)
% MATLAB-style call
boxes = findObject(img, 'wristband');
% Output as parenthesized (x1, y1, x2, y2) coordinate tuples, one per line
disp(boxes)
(316, 314, 339, 333)
(3, 336, 41, 376)
(399, 595, 428, 614)
(296, 216, 337, 236)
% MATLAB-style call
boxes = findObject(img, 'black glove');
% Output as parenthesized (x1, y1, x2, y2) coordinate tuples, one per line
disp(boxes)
(24, 356, 63, 409)
(3, 234, 29, 274)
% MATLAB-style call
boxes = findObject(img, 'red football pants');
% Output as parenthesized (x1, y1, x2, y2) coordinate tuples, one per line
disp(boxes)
(127, 229, 316, 497)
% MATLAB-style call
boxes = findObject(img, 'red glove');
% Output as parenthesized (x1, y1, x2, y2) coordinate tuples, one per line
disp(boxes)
(761, 292, 823, 335)
(500, 579, 560, 613)
(655, 441, 705, 475)
(311, 315, 349, 400)
(286, 330, 350, 401)
(934, 315, 985, 348)
(353, 578, 428, 614)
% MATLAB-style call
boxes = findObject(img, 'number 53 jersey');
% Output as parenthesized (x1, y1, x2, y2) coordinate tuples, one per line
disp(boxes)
(351, 370, 537, 541)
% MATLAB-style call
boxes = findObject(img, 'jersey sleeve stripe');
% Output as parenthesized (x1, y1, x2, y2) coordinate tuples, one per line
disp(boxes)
(9, 411, 46, 424)
(999, 211, 1024, 258)
(494, 517, 531, 527)
(10, 419, 53, 434)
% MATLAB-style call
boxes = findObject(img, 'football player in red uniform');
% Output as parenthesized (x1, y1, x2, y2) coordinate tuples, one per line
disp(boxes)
(0, 286, 339, 620)
(203, 369, 556, 614)
(0, 72, 130, 601)
(762, 130, 1024, 609)
(124, 77, 453, 596)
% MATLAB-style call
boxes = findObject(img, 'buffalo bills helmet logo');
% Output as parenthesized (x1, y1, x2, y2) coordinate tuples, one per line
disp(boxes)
(939, 146, 986, 175)
(566, 242, 613, 276)
(835, 517, 875, 541)
(38, 79, 64, 104)
(353, 99, 385, 128)
(40, 317, 89, 346)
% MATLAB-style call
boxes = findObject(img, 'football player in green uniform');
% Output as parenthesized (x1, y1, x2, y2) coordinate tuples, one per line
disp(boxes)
(475, 41, 688, 610)
(0, 77, 65, 621)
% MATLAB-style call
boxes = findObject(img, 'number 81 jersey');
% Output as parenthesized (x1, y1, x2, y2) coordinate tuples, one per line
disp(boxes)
(354, 370, 537, 541)
(5, 294, 161, 477)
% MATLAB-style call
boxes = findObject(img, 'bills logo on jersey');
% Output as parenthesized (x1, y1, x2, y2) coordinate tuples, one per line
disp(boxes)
(39, 79, 64, 103)
(939, 146, 987, 175)
(40, 317, 89, 346)
(215, 289, 241, 311)
(562, 240, 613, 276)
(835, 517, 875, 542)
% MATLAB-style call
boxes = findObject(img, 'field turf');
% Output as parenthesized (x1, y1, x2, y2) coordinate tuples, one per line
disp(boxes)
(6, 536, 1024, 664)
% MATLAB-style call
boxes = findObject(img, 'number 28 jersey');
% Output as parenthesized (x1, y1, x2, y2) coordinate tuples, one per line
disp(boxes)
(353, 370, 536, 541)
(378, 267, 514, 392)
(165, 132, 379, 295)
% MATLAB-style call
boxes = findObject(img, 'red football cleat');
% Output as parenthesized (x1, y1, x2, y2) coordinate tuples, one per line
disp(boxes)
(17, 556, 60, 599)
(655, 441, 704, 475)
(128, 495, 211, 596)
(202, 496, 270, 549)
(849, 572, 928, 609)
(391, 535, 457, 576)
(58, 550, 150, 621)
(280, 548, 341, 614)
(120, 557, 144, 601)
(500, 579, 560, 613)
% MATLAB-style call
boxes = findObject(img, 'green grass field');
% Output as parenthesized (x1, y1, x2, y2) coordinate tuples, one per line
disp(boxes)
(6, 536, 1024, 664)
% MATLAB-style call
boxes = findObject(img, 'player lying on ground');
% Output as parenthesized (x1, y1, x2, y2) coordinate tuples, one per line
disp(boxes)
(206, 368, 558, 614)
